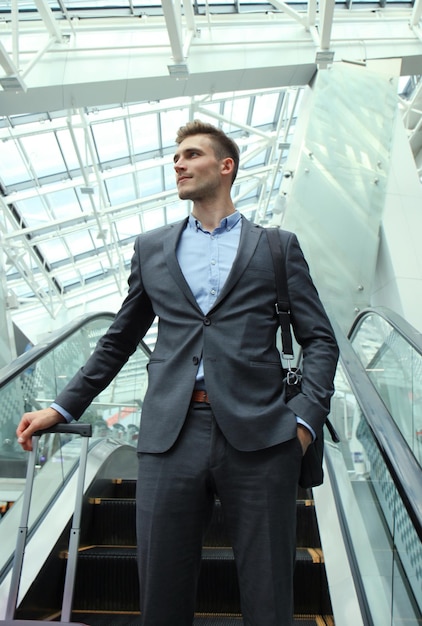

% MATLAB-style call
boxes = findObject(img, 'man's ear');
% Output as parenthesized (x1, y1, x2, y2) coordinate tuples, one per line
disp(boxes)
(220, 157, 235, 180)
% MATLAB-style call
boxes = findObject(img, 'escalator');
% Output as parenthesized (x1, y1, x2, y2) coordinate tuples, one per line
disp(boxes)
(0, 308, 421, 625)
(315, 308, 422, 625)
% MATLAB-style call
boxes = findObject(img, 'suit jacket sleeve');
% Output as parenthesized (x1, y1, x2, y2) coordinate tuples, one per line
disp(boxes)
(281, 230, 339, 439)
(54, 237, 155, 420)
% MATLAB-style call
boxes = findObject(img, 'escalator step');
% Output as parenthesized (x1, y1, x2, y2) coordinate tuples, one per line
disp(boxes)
(87, 498, 136, 545)
(295, 549, 332, 615)
(109, 479, 137, 498)
(204, 498, 321, 549)
(198, 548, 331, 615)
(72, 545, 331, 615)
(296, 499, 321, 548)
(88, 478, 137, 499)
(198, 549, 240, 613)
(73, 547, 139, 611)
(85, 490, 319, 549)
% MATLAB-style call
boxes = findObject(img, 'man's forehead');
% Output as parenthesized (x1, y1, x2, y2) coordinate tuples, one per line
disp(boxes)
(175, 134, 213, 153)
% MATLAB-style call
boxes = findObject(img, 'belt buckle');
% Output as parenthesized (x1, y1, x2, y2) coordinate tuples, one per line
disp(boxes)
(199, 390, 208, 403)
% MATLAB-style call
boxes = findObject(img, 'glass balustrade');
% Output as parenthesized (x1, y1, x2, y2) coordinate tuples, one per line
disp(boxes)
(0, 313, 150, 507)
(325, 311, 422, 625)
(349, 312, 422, 467)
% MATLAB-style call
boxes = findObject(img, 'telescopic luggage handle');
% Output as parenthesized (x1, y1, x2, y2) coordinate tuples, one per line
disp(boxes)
(33, 423, 92, 438)
(4, 423, 92, 624)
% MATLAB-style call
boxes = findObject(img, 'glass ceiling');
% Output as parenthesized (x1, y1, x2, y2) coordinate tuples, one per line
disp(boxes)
(1, 87, 301, 316)
(0, 0, 421, 324)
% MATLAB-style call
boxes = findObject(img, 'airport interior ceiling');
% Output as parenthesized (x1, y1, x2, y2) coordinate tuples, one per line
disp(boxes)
(0, 0, 422, 323)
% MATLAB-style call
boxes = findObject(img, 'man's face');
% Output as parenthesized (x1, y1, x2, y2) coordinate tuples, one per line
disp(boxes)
(173, 134, 224, 201)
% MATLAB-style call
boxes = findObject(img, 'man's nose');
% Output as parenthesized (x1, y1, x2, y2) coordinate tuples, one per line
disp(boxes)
(174, 158, 186, 172)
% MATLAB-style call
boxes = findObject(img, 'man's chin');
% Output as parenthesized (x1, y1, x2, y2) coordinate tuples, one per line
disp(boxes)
(177, 188, 192, 200)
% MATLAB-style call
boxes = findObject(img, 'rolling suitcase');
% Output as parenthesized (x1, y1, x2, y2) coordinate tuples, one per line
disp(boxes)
(1, 423, 92, 625)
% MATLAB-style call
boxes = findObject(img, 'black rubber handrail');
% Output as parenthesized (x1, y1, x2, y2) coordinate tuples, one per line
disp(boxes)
(349, 306, 422, 354)
(0, 311, 151, 389)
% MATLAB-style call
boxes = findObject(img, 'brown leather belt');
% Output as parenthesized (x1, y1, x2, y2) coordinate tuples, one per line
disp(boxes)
(191, 389, 210, 404)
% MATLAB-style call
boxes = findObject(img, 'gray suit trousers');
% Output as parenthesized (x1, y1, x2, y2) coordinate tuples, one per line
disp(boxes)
(136, 401, 303, 626)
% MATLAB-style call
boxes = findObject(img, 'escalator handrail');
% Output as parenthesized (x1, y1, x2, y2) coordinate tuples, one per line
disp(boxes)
(349, 306, 422, 354)
(332, 317, 422, 543)
(0, 311, 151, 389)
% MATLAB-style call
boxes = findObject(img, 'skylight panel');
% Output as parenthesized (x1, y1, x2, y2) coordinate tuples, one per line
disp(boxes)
(41, 188, 85, 221)
(141, 206, 166, 231)
(64, 229, 97, 257)
(106, 173, 138, 204)
(15, 197, 51, 227)
(163, 162, 177, 191)
(37, 239, 70, 265)
(20, 133, 65, 179)
(0, 138, 31, 187)
(222, 96, 251, 128)
(165, 200, 189, 224)
(251, 93, 280, 126)
(136, 168, 165, 196)
(92, 118, 128, 161)
(129, 113, 159, 155)
(114, 215, 142, 239)
(160, 109, 189, 148)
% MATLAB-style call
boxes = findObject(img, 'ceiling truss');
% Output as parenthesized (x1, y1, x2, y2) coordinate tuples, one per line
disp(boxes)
(0, 0, 421, 319)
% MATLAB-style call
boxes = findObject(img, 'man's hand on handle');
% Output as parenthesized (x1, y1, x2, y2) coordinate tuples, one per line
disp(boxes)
(16, 407, 66, 452)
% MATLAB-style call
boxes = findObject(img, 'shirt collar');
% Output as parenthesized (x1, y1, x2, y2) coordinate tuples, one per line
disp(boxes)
(188, 210, 241, 233)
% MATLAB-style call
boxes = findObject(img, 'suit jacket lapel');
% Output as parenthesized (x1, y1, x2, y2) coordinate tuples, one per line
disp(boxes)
(162, 214, 263, 313)
(162, 217, 202, 311)
(212, 216, 262, 309)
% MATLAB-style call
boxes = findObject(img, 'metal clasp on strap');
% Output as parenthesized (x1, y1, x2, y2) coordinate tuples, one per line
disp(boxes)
(286, 368, 300, 386)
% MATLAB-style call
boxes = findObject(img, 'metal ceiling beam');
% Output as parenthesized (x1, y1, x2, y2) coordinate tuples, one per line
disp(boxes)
(161, 0, 187, 71)
(0, 11, 419, 115)
(411, 0, 422, 27)
(0, 41, 27, 92)
(317, 0, 335, 60)
(33, 0, 63, 42)
(267, 0, 307, 28)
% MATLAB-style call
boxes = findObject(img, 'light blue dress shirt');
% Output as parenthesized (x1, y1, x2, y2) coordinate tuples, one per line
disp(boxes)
(177, 211, 242, 385)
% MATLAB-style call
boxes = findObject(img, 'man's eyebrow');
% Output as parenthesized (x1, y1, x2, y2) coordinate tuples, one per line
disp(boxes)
(173, 147, 203, 162)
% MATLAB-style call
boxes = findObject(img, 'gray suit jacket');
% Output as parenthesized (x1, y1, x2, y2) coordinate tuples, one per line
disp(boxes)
(55, 215, 339, 453)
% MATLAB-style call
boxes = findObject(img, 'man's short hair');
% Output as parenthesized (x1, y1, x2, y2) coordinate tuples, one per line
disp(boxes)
(176, 120, 240, 184)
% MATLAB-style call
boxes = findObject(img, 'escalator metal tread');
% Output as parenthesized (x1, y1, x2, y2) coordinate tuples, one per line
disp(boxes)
(70, 613, 330, 625)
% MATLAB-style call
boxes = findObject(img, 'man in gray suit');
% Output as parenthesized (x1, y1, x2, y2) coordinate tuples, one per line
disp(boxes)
(17, 120, 339, 625)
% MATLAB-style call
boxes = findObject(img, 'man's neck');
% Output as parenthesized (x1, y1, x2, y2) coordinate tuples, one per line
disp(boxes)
(192, 202, 236, 232)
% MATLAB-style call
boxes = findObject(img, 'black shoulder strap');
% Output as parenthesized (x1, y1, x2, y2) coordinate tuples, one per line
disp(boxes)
(265, 228, 340, 444)
(265, 228, 294, 360)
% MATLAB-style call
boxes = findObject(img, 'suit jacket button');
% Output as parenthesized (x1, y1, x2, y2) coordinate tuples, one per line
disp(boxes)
(192, 356, 199, 365)
(203, 317, 211, 326)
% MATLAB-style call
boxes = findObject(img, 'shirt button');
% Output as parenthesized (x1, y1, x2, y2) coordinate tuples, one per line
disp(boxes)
(203, 317, 211, 326)
(210, 289, 216, 295)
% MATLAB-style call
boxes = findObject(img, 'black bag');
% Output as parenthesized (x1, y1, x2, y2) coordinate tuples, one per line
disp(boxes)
(266, 228, 339, 489)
